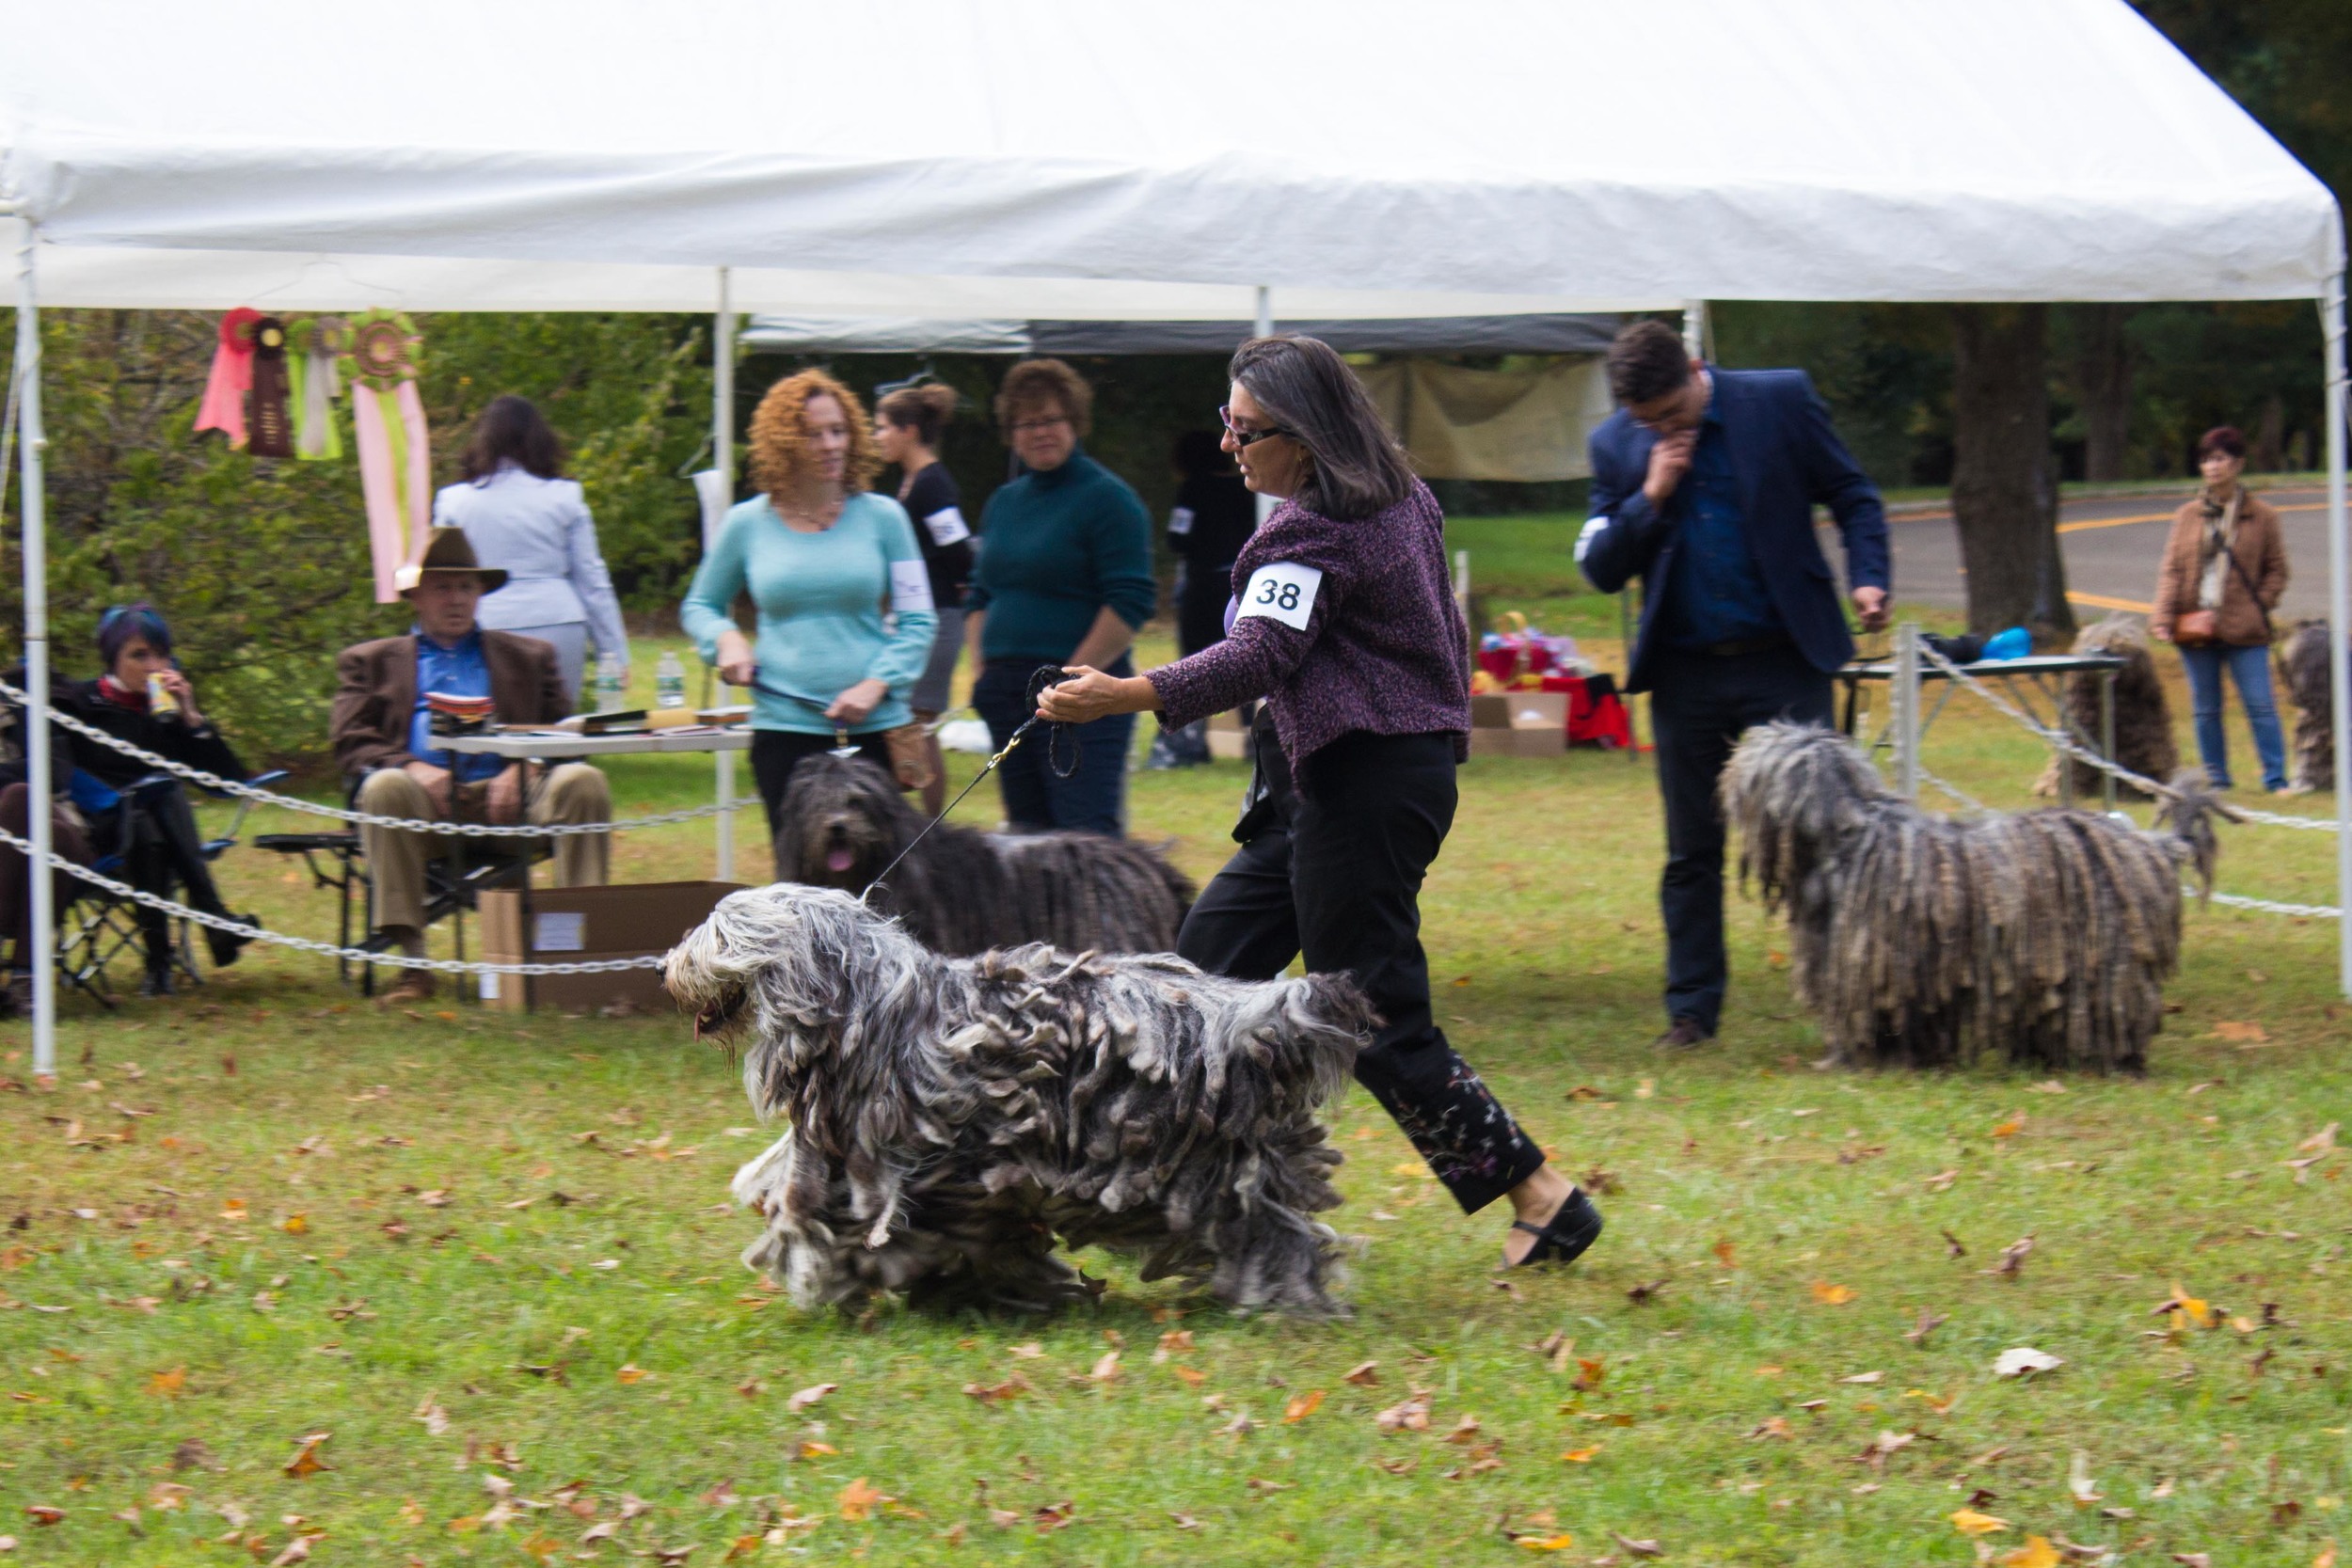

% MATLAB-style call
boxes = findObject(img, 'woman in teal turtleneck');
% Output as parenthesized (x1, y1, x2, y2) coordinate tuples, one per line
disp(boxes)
(963, 358, 1156, 834)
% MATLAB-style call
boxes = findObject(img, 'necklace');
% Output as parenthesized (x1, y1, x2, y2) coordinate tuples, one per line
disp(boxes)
(774, 491, 845, 532)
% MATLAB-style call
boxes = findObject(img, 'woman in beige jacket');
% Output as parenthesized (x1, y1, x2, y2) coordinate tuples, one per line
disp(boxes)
(2150, 426, 2289, 793)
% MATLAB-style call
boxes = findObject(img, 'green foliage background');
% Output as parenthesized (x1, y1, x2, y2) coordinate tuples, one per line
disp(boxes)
(0, 309, 711, 771)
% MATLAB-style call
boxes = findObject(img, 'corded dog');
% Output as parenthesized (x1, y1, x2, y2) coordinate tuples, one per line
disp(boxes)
(1724, 722, 2224, 1074)
(665, 884, 1373, 1315)
(771, 751, 1193, 955)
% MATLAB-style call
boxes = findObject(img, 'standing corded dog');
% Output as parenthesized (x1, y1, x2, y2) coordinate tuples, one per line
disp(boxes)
(1040, 335, 1601, 1272)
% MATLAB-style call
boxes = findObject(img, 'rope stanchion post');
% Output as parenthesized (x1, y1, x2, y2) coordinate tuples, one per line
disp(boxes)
(12, 213, 57, 1078)
(1892, 621, 1921, 803)
(2322, 255, 2352, 993)
(712, 265, 738, 883)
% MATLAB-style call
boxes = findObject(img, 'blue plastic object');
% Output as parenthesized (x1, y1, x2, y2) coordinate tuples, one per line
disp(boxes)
(1981, 626, 2032, 661)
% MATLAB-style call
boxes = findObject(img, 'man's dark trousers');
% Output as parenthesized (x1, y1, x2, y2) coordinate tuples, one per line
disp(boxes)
(1649, 643, 1834, 1034)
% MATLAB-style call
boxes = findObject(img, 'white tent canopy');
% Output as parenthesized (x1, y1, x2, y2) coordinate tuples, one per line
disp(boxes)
(0, 0, 2338, 307)
(4, 0, 2349, 1063)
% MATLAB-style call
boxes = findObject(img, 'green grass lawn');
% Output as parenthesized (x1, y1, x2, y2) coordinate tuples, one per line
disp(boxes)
(2, 526, 2347, 1565)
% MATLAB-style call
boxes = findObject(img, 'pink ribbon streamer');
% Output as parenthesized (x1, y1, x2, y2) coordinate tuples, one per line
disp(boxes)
(352, 381, 432, 603)
(194, 308, 261, 448)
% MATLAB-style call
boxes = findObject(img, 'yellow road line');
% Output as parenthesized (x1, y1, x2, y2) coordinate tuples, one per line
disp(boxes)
(1894, 498, 2325, 532)
(2066, 590, 2153, 612)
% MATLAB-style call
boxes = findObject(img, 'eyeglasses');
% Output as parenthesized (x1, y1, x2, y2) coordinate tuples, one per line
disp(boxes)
(1218, 405, 1295, 448)
(1009, 416, 1071, 436)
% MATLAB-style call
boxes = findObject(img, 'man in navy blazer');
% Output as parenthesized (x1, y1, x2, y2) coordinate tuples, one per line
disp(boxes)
(1580, 321, 1891, 1051)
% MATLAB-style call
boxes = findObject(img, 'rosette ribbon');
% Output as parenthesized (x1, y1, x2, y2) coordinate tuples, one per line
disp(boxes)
(194, 307, 262, 448)
(286, 315, 348, 461)
(342, 309, 431, 603)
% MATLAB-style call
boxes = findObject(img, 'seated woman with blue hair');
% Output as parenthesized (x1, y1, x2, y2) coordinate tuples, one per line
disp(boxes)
(52, 603, 259, 995)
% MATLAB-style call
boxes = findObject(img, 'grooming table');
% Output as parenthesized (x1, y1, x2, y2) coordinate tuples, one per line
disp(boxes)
(1836, 653, 2127, 811)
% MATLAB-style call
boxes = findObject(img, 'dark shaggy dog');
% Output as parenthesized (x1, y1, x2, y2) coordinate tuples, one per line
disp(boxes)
(665, 884, 1372, 1315)
(2280, 618, 2335, 792)
(2033, 613, 2179, 800)
(1725, 722, 2225, 1075)
(772, 752, 1194, 954)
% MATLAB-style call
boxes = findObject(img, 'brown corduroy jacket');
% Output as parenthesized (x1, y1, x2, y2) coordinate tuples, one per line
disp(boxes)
(330, 630, 568, 780)
(2150, 490, 2287, 647)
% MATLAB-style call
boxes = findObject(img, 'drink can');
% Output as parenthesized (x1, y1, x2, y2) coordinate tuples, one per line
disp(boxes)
(147, 673, 180, 717)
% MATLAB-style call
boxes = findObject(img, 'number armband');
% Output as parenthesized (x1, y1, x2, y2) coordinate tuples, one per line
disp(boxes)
(1233, 562, 1323, 632)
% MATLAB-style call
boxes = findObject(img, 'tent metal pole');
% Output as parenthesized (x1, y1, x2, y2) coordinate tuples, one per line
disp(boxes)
(1681, 300, 1708, 360)
(1253, 286, 1275, 526)
(713, 266, 737, 883)
(11, 216, 56, 1077)
(2323, 258, 2350, 996)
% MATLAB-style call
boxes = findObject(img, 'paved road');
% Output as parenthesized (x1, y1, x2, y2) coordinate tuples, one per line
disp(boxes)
(1827, 484, 2339, 625)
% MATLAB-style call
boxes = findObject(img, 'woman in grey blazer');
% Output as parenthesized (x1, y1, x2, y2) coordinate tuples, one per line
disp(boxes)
(433, 396, 628, 703)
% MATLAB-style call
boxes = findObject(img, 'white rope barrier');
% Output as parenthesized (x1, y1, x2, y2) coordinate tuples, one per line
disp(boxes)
(1906, 641, 2340, 920)
(0, 821, 671, 974)
(1917, 642, 2344, 833)
(1, 676, 755, 838)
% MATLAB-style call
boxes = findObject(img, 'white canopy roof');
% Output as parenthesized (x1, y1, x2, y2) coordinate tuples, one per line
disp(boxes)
(0, 0, 2339, 312)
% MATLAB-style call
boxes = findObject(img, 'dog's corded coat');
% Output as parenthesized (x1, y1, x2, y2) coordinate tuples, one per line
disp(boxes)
(2032, 613, 2179, 801)
(664, 884, 1371, 1314)
(1724, 722, 2222, 1074)
(2280, 618, 2335, 792)
(772, 752, 1194, 954)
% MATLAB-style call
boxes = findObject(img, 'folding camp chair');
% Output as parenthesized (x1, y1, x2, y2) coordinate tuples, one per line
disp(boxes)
(54, 767, 287, 1006)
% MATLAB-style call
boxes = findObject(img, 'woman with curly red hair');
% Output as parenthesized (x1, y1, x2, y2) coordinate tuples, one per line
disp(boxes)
(681, 370, 938, 856)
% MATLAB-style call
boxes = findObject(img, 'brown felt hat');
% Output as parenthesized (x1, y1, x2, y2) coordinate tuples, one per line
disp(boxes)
(394, 528, 507, 596)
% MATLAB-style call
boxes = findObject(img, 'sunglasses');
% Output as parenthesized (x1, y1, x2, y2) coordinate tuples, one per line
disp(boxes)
(1218, 404, 1295, 448)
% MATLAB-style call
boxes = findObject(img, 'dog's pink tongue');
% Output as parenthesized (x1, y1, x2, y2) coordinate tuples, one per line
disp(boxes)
(826, 847, 856, 874)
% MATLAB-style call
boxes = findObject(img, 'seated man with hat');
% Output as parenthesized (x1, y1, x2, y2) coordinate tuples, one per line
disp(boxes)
(330, 528, 613, 1005)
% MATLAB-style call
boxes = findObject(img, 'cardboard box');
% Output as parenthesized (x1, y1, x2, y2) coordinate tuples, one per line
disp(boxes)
(1206, 709, 1248, 761)
(1468, 725, 1566, 757)
(477, 880, 743, 1013)
(1470, 692, 1570, 731)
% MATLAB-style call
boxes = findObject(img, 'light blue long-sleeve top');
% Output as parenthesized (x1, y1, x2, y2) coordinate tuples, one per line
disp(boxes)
(679, 493, 938, 735)
(433, 464, 629, 666)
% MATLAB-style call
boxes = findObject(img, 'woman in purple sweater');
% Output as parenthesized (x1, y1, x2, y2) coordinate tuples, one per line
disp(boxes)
(1041, 336, 1600, 1271)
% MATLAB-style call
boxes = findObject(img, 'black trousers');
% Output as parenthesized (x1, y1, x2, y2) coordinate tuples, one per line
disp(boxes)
(1177, 729, 1546, 1214)
(120, 782, 234, 973)
(1647, 644, 1835, 1033)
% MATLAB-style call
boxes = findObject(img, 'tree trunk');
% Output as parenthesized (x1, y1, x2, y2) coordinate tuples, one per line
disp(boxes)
(2074, 303, 2133, 483)
(1950, 304, 2073, 643)
(2250, 392, 2285, 472)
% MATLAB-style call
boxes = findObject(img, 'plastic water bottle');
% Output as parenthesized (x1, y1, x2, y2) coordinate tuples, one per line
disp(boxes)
(595, 651, 626, 712)
(655, 650, 687, 708)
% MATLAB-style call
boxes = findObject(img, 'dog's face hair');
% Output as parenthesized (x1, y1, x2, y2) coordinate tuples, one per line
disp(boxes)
(1723, 721, 2219, 1075)
(772, 753, 906, 893)
(765, 750, 1195, 958)
(669, 881, 1370, 1316)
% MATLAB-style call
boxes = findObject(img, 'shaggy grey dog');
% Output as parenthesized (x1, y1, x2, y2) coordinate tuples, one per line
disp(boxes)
(664, 883, 1372, 1315)
(2032, 613, 2179, 801)
(2280, 618, 2335, 792)
(1724, 722, 2225, 1074)
(772, 752, 1194, 954)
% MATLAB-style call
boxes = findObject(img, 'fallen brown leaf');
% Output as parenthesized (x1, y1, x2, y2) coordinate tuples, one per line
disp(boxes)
(280, 1433, 332, 1480)
(1343, 1359, 1379, 1386)
(786, 1382, 837, 1414)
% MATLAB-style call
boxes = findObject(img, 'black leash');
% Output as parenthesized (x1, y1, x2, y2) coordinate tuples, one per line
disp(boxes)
(860, 664, 1078, 905)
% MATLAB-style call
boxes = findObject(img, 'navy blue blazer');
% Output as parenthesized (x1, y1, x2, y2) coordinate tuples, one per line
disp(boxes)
(1580, 368, 1889, 695)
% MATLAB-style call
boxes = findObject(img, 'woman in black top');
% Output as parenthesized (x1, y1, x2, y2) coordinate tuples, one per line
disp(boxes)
(876, 384, 973, 814)
(1168, 429, 1260, 657)
(56, 604, 259, 991)
(1150, 430, 1263, 768)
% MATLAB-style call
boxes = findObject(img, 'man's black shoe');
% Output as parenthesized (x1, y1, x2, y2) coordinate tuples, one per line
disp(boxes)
(1652, 1017, 1713, 1051)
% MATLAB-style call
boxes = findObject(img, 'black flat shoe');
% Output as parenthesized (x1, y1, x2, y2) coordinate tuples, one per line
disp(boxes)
(139, 970, 176, 999)
(1506, 1188, 1604, 1269)
(205, 913, 261, 969)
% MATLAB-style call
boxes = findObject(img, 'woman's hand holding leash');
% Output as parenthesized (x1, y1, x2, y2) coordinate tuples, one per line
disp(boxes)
(1036, 665, 1157, 723)
(714, 629, 757, 689)
(826, 678, 888, 725)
